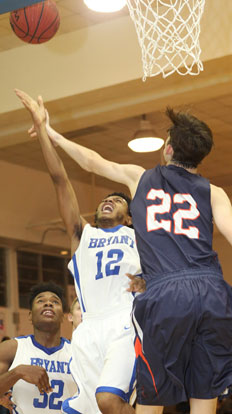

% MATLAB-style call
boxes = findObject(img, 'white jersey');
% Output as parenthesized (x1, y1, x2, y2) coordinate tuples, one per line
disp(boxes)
(64, 224, 141, 413)
(68, 224, 142, 315)
(9, 335, 77, 414)
(65, 308, 136, 414)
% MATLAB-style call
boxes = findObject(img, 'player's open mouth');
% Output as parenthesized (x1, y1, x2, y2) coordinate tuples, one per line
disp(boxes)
(102, 203, 114, 213)
(42, 310, 55, 316)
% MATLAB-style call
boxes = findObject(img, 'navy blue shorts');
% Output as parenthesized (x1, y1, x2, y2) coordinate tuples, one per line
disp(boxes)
(132, 269, 232, 406)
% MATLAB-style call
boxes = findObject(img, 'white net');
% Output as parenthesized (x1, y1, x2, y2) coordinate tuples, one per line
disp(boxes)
(126, 0, 206, 79)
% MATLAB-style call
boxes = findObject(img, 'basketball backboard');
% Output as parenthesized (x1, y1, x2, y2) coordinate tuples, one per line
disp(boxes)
(0, 0, 42, 15)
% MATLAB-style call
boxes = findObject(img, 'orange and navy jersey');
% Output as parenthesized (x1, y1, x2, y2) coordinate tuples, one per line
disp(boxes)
(131, 164, 222, 280)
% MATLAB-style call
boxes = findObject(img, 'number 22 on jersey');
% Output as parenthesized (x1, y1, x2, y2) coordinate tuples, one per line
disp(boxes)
(146, 189, 200, 239)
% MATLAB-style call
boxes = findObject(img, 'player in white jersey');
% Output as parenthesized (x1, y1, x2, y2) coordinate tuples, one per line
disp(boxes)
(0, 281, 77, 414)
(10, 335, 75, 414)
(69, 223, 140, 314)
(15, 90, 142, 414)
(65, 222, 141, 414)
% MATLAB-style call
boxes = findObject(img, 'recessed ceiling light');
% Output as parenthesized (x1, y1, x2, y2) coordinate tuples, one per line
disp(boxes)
(128, 115, 164, 152)
(84, 0, 127, 13)
(128, 137, 164, 152)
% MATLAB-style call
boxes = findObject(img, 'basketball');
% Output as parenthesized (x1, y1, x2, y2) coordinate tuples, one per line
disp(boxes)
(9, 0, 60, 44)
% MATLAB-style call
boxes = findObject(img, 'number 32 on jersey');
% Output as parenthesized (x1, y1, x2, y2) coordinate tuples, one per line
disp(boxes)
(146, 189, 200, 239)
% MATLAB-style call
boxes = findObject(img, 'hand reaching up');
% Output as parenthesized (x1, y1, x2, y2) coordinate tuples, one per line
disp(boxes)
(15, 89, 46, 129)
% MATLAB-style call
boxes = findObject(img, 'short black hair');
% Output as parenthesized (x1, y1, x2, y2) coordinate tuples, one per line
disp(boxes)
(29, 281, 65, 310)
(166, 107, 213, 168)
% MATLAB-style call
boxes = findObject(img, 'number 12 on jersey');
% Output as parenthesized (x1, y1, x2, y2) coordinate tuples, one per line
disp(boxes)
(95, 249, 124, 280)
(147, 189, 200, 239)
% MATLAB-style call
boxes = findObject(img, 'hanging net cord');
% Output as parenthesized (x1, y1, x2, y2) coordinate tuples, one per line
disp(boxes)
(126, 0, 206, 79)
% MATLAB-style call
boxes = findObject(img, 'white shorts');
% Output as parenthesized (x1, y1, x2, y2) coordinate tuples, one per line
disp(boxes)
(62, 307, 136, 414)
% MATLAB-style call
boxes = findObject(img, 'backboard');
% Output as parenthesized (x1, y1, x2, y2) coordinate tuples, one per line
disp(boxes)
(0, 0, 42, 15)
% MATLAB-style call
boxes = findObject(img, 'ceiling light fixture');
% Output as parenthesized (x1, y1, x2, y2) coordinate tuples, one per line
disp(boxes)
(83, 0, 127, 13)
(128, 114, 164, 153)
(60, 250, 69, 256)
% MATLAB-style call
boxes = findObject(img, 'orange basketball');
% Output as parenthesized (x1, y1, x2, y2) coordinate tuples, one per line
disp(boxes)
(9, 0, 60, 44)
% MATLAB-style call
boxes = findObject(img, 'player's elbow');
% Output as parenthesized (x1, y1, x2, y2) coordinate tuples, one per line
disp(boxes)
(51, 173, 68, 187)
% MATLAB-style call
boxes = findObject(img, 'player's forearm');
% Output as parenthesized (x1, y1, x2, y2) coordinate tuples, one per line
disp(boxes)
(47, 125, 105, 174)
(0, 368, 21, 396)
(36, 123, 69, 183)
(46, 124, 145, 195)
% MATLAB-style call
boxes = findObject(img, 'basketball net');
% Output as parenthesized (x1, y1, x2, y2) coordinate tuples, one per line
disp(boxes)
(126, 0, 206, 79)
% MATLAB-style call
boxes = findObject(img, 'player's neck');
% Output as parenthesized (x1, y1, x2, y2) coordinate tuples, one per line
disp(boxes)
(167, 160, 198, 174)
(33, 329, 61, 348)
(97, 217, 123, 229)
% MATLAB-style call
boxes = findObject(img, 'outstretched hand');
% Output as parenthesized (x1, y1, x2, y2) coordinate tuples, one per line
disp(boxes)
(126, 273, 146, 293)
(27, 109, 56, 141)
(15, 89, 46, 129)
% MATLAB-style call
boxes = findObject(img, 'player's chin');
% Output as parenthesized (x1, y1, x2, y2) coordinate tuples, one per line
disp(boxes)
(99, 211, 114, 219)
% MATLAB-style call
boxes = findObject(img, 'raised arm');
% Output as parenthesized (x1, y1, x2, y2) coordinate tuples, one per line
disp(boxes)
(15, 89, 86, 255)
(46, 124, 145, 198)
(211, 184, 232, 245)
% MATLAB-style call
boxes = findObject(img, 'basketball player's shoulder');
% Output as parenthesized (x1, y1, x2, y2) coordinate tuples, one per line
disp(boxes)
(60, 337, 72, 350)
(210, 183, 230, 205)
(15, 334, 32, 341)
(210, 183, 225, 194)
(123, 225, 135, 236)
(78, 223, 94, 240)
(54, 337, 72, 358)
(83, 223, 94, 232)
(14, 335, 32, 348)
(0, 338, 18, 365)
(14, 335, 40, 356)
(140, 164, 161, 180)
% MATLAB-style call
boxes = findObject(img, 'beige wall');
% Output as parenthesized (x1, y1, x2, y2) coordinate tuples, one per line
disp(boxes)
(0, 160, 68, 247)
(0, 159, 115, 247)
